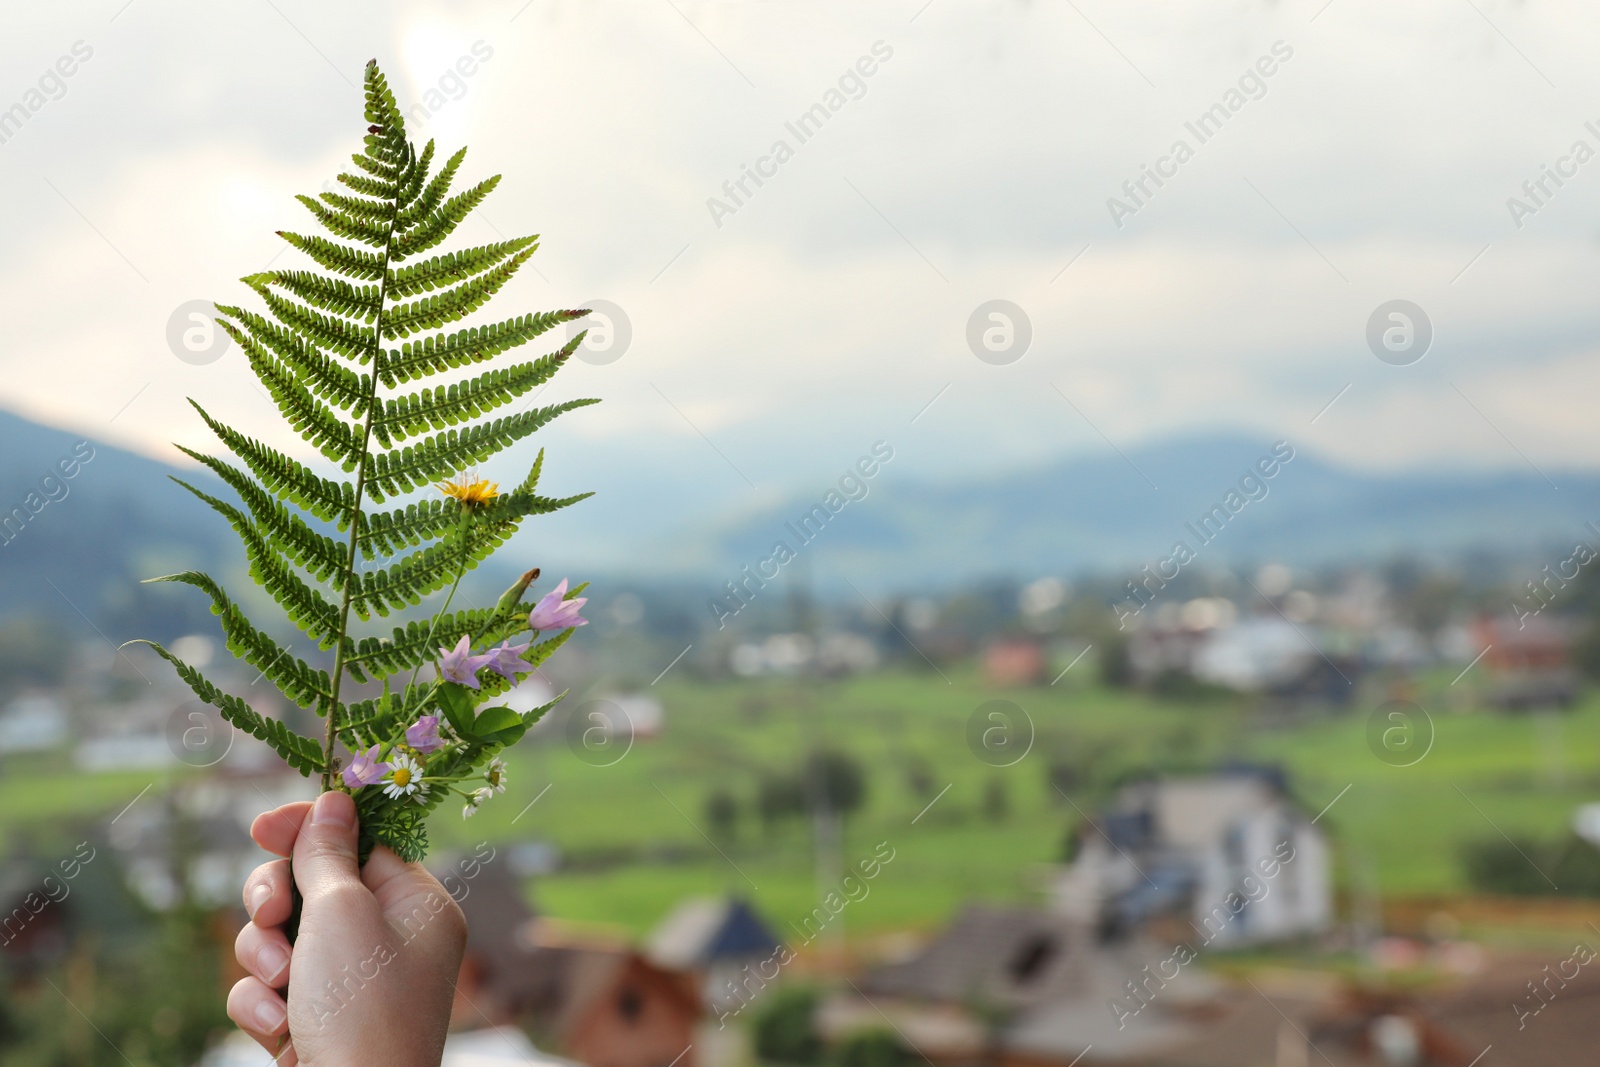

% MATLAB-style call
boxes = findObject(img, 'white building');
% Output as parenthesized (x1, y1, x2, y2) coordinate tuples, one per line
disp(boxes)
(1051, 771, 1331, 948)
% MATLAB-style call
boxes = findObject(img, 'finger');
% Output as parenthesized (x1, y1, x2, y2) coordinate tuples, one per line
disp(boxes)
(235, 921, 293, 989)
(291, 791, 364, 899)
(361, 844, 434, 904)
(242, 858, 293, 927)
(227, 975, 288, 1042)
(251, 801, 314, 857)
(361, 845, 466, 939)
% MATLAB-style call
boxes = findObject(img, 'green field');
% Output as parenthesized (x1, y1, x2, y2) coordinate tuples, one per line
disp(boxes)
(9, 669, 1599, 943)
(431, 669, 1600, 938)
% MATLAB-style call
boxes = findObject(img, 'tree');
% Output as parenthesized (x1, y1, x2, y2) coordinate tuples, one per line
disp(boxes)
(705, 788, 739, 841)
(758, 773, 807, 828)
(752, 986, 823, 1065)
(804, 749, 866, 818)
(832, 1030, 916, 1067)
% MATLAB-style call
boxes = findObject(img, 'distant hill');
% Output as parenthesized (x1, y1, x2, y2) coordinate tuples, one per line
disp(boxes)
(698, 435, 1599, 589)
(0, 409, 234, 642)
(1, 410, 1593, 640)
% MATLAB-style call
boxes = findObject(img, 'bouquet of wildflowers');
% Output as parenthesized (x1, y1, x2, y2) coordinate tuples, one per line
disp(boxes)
(133, 61, 594, 864)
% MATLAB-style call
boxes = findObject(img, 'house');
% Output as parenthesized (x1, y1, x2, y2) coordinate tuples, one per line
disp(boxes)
(520, 933, 700, 1067)
(646, 897, 780, 1013)
(1051, 770, 1330, 947)
(442, 864, 703, 1067)
(985, 639, 1047, 687)
(1470, 614, 1578, 710)
(826, 905, 1225, 1066)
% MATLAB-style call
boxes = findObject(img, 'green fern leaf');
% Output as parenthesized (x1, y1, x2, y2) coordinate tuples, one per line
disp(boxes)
(363, 398, 597, 501)
(392, 176, 500, 261)
(375, 356, 567, 446)
(147, 57, 595, 823)
(215, 307, 369, 414)
(382, 248, 532, 340)
(134, 641, 326, 775)
(240, 271, 381, 323)
(188, 403, 355, 524)
(382, 310, 586, 386)
(275, 231, 386, 280)
(388, 237, 537, 300)
(144, 573, 334, 711)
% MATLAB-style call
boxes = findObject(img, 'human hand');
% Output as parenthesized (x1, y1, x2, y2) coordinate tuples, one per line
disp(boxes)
(228, 791, 468, 1067)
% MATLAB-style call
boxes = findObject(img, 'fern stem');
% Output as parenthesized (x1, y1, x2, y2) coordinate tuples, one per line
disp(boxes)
(320, 203, 401, 791)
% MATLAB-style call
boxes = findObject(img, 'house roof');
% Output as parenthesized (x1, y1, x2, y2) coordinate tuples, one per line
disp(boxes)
(521, 944, 701, 1041)
(647, 896, 779, 970)
(862, 905, 1092, 1012)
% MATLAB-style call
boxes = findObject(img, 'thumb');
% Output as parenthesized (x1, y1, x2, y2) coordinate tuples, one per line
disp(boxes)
(292, 791, 364, 898)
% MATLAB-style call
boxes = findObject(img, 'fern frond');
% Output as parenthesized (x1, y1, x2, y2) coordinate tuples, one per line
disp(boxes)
(392, 176, 500, 261)
(374, 356, 566, 446)
(382, 248, 532, 340)
(382, 311, 587, 387)
(363, 398, 598, 501)
(240, 272, 381, 324)
(259, 289, 376, 362)
(396, 146, 465, 232)
(215, 307, 368, 413)
(387, 237, 539, 300)
(144, 573, 334, 711)
(189, 403, 354, 524)
(275, 230, 386, 280)
(157, 58, 595, 822)
(135, 641, 326, 775)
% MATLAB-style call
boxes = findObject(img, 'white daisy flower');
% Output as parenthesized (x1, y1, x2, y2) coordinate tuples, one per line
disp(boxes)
(462, 787, 492, 820)
(483, 758, 508, 796)
(383, 753, 427, 800)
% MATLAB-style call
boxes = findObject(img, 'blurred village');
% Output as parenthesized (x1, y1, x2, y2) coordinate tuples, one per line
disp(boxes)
(3, 553, 1600, 1067)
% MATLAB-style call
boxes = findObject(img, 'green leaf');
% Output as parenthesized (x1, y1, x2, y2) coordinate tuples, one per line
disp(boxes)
(363, 397, 599, 501)
(374, 354, 569, 446)
(437, 682, 476, 737)
(392, 175, 500, 261)
(187, 402, 354, 523)
(381, 309, 587, 386)
(469, 705, 522, 741)
(144, 59, 594, 861)
(143, 571, 336, 711)
(134, 640, 325, 775)
(387, 237, 538, 300)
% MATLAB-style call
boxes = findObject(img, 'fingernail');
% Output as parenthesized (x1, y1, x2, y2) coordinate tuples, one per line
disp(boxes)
(254, 997, 287, 1033)
(257, 942, 289, 981)
(311, 790, 356, 829)
(248, 883, 271, 919)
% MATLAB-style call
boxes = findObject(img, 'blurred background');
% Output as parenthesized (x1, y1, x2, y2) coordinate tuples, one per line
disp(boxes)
(2, 1, 1599, 1064)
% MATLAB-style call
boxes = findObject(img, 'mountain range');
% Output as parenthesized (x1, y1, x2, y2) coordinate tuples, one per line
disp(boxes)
(0, 408, 1592, 640)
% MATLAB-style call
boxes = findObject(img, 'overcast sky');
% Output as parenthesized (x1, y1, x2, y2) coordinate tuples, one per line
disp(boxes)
(2, 0, 1597, 542)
